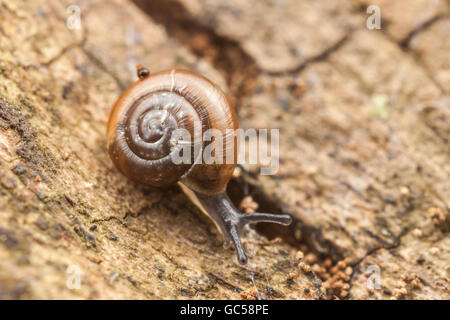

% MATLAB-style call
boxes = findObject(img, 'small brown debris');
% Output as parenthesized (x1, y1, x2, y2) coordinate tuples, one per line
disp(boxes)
(412, 228, 423, 238)
(320, 258, 353, 299)
(232, 166, 242, 178)
(428, 207, 446, 226)
(240, 287, 258, 300)
(332, 280, 344, 289)
(270, 237, 282, 244)
(295, 250, 304, 261)
(330, 266, 339, 275)
(304, 253, 317, 264)
(337, 260, 346, 269)
(61, 153, 70, 161)
(391, 273, 423, 299)
(312, 264, 321, 273)
(429, 247, 439, 255)
(239, 195, 258, 214)
(299, 262, 311, 273)
(345, 266, 353, 276)
(400, 186, 410, 196)
(402, 273, 422, 289)
(392, 287, 408, 299)
(392, 265, 400, 272)
(339, 272, 350, 282)
(410, 278, 422, 289)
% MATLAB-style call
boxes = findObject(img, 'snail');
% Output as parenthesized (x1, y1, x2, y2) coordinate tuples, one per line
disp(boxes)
(106, 65, 292, 265)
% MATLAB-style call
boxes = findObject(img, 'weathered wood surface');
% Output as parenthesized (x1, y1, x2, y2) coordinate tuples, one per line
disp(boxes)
(0, 0, 449, 299)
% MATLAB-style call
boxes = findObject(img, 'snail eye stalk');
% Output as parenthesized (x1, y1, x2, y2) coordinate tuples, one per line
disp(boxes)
(195, 192, 292, 265)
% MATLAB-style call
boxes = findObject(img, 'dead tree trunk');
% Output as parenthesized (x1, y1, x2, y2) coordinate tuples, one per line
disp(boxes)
(0, 0, 448, 299)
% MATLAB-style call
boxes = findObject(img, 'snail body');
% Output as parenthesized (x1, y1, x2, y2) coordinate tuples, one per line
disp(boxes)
(107, 66, 291, 265)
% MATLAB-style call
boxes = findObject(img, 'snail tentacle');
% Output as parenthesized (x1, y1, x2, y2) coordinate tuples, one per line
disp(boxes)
(240, 212, 292, 225)
(195, 191, 292, 265)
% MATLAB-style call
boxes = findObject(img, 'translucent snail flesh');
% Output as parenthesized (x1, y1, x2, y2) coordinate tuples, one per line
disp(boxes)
(106, 65, 292, 265)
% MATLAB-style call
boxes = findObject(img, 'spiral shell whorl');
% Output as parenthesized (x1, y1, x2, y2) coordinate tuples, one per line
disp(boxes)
(107, 69, 238, 194)
(124, 92, 194, 160)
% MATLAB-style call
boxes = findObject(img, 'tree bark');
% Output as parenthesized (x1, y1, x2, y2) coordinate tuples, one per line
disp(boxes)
(0, 0, 448, 299)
